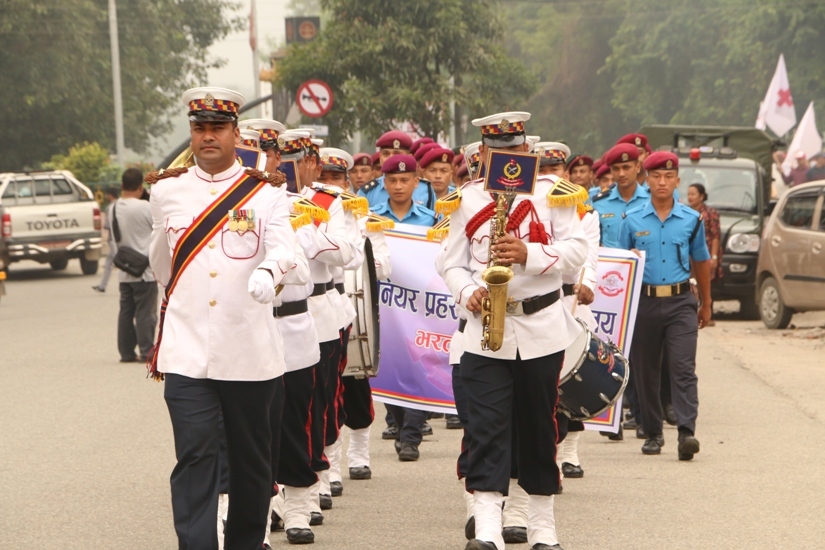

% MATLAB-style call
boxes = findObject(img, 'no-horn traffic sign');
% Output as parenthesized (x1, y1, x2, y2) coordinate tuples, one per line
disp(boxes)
(296, 80, 333, 118)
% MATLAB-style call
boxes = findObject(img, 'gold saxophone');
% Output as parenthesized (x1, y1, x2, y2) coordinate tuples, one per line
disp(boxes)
(481, 193, 514, 351)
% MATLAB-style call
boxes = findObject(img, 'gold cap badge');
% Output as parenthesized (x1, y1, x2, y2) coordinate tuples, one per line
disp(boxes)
(621, 153, 629, 162)
(393, 139, 400, 148)
(399, 161, 406, 171)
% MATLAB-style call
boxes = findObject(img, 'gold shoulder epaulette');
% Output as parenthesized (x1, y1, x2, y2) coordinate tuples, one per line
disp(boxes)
(245, 168, 286, 187)
(426, 215, 450, 242)
(547, 178, 588, 208)
(435, 189, 461, 216)
(577, 202, 594, 216)
(312, 184, 340, 198)
(366, 213, 395, 232)
(340, 190, 370, 216)
(144, 167, 188, 185)
(293, 197, 330, 223)
(290, 211, 312, 231)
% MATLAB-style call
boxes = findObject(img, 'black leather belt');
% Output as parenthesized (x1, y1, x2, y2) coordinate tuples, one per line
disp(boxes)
(458, 319, 467, 333)
(562, 283, 575, 297)
(335, 283, 345, 295)
(311, 281, 333, 296)
(274, 299, 308, 318)
(641, 280, 691, 298)
(516, 290, 561, 315)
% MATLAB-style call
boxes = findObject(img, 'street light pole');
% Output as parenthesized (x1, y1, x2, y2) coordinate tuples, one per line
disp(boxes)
(108, 0, 125, 167)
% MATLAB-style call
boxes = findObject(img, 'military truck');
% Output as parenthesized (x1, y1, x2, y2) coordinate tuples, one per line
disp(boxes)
(640, 125, 780, 318)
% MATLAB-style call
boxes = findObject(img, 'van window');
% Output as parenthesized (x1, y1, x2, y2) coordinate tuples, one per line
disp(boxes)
(34, 178, 52, 199)
(780, 194, 818, 229)
(52, 177, 74, 195)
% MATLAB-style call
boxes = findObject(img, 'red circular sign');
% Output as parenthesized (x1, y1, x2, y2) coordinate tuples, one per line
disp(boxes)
(299, 21, 317, 40)
(296, 80, 334, 118)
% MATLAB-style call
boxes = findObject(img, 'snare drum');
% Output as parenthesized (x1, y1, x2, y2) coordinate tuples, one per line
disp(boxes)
(558, 319, 629, 421)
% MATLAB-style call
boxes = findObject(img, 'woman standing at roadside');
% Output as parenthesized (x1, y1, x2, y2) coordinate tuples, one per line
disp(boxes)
(687, 183, 722, 282)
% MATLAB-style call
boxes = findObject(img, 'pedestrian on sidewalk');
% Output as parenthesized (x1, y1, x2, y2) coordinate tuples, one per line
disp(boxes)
(92, 187, 119, 293)
(113, 169, 157, 363)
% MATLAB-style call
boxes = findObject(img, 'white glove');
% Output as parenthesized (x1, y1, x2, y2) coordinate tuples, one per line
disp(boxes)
(248, 269, 276, 304)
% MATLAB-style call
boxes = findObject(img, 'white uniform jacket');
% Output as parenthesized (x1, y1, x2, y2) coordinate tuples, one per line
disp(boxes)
(275, 242, 321, 372)
(561, 208, 600, 331)
(442, 175, 588, 361)
(296, 186, 354, 342)
(149, 162, 297, 381)
(436, 237, 467, 366)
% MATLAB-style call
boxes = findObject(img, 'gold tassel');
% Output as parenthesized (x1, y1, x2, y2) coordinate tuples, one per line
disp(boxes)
(577, 202, 593, 216)
(340, 191, 370, 216)
(426, 216, 451, 242)
(290, 212, 312, 231)
(547, 179, 589, 208)
(293, 198, 330, 223)
(366, 213, 395, 232)
(435, 189, 462, 215)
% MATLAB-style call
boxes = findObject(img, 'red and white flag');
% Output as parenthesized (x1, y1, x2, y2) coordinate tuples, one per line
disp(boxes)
(756, 54, 796, 137)
(781, 102, 821, 174)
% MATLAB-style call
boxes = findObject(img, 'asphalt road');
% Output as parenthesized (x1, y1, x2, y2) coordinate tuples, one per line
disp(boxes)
(1, 260, 824, 549)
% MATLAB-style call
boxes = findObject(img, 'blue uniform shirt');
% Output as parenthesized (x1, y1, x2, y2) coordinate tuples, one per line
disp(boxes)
(358, 175, 436, 211)
(592, 183, 649, 248)
(372, 200, 437, 227)
(618, 200, 710, 285)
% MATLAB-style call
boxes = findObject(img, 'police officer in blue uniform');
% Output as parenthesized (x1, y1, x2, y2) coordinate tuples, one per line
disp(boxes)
(618, 151, 711, 460)
(372, 154, 436, 461)
(372, 155, 438, 227)
(358, 130, 436, 210)
(592, 143, 650, 248)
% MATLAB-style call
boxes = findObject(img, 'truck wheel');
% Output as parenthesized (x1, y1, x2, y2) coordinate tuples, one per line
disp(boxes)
(49, 258, 69, 271)
(79, 257, 99, 275)
(758, 277, 793, 329)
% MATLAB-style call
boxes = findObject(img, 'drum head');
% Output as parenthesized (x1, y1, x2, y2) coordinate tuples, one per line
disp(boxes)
(363, 238, 380, 376)
(560, 318, 590, 382)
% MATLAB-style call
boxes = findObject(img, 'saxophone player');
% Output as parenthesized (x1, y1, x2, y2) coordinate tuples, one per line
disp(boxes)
(440, 112, 588, 550)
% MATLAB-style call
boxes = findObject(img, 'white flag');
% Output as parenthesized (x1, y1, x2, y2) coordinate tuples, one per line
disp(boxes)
(755, 54, 797, 137)
(781, 102, 821, 174)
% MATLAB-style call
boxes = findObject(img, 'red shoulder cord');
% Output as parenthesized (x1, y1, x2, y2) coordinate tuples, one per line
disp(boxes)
(465, 198, 548, 244)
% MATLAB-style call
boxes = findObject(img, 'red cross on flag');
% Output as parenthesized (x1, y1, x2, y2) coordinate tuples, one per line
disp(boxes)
(756, 54, 797, 136)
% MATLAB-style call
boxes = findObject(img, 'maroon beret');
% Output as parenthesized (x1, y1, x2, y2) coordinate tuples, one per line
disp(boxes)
(604, 143, 639, 166)
(420, 147, 455, 168)
(381, 154, 417, 174)
(645, 143, 653, 155)
(456, 163, 469, 178)
(370, 152, 381, 166)
(376, 130, 412, 150)
(595, 163, 611, 179)
(410, 137, 434, 155)
(592, 158, 604, 171)
(414, 142, 440, 162)
(643, 151, 679, 171)
(616, 133, 648, 148)
(566, 155, 593, 170)
(352, 153, 372, 167)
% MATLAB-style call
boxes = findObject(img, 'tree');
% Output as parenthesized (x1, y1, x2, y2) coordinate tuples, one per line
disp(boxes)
(273, 0, 536, 147)
(0, 0, 241, 172)
(44, 142, 111, 183)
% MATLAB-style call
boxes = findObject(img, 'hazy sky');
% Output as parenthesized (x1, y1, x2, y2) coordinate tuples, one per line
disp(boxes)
(156, 0, 293, 158)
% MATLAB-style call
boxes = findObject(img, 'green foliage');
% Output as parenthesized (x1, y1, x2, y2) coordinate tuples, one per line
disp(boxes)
(502, 0, 825, 157)
(45, 142, 111, 183)
(0, 0, 241, 172)
(274, 0, 536, 146)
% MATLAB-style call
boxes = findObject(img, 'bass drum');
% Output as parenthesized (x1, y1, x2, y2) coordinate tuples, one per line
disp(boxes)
(558, 318, 629, 421)
(342, 238, 380, 378)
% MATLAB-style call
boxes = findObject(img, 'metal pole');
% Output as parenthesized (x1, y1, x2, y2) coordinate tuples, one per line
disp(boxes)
(251, 0, 261, 117)
(108, 0, 125, 167)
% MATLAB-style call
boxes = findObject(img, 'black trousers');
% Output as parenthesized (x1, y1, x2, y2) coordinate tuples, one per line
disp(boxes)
(385, 404, 427, 444)
(342, 376, 374, 430)
(324, 336, 344, 447)
(268, 376, 285, 495)
(164, 373, 277, 550)
(310, 340, 337, 472)
(278, 366, 318, 488)
(452, 364, 471, 480)
(461, 351, 563, 496)
(631, 292, 700, 437)
(117, 280, 158, 360)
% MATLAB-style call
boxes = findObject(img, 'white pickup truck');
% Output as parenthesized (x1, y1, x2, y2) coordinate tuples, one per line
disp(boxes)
(0, 171, 102, 275)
